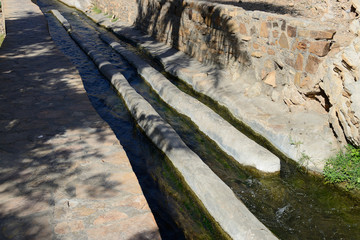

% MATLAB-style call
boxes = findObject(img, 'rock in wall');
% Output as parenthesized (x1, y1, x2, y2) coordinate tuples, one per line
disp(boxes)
(319, 19, 360, 147)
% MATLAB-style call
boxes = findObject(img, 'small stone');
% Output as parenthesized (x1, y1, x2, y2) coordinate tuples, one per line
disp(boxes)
(279, 32, 289, 49)
(263, 71, 276, 87)
(264, 60, 273, 69)
(305, 55, 322, 74)
(309, 41, 331, 57)
(260, 21, 269, 38)
(287, 26, 297, 37)
(268, 48, 275, 55)
(299, 76, 311, 89)
(251, 51, 263, 58)
(250, 26, 257, 35)
(298, 30, 310, 38)
(294, 53, 304, 71)
(239, 23, 247, 35)
(272, 30, 279, 38)
(310, 30, 336, 40)
(296, 40, 308, 50)
(280, 19, 286, 31)
(294, 72, 302, 86)
(240, 35, 252, 41)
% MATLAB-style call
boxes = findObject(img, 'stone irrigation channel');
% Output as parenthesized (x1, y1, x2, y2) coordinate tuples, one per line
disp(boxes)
(51, 8, 278, 240)
(37, 0, 360, 239)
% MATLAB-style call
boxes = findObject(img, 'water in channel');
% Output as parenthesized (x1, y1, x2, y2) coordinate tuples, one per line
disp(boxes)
(38, 0, 360, 239)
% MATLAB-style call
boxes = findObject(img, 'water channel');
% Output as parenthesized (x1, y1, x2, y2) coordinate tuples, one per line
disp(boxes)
(38, 0, 360, 239)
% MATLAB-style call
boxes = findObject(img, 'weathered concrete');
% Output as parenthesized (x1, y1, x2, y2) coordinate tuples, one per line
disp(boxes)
(53, 11, 278, 239)
(100, 33, 280, 173)
(0, 0, 159, 239)
(51, 9, 71, 31)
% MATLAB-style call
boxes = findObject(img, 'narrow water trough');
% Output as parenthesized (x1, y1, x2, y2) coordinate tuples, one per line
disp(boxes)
(39, 1, 360, 239)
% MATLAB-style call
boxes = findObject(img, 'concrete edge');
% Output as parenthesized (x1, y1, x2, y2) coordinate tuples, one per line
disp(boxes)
(51, 10, 71, 31)
(51, 10, 278, 240)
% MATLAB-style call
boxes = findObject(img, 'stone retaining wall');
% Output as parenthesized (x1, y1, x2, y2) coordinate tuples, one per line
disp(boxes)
(89, 0, 360, 148)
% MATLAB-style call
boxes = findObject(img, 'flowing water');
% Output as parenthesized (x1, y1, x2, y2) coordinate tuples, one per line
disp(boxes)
(38, 0, 360, 239)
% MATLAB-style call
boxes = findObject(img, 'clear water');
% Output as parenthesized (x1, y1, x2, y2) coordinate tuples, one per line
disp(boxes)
(38, 0, 360, 239)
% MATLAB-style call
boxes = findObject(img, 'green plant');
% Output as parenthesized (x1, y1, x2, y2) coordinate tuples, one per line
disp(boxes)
(111, 17, 119, 22)
(323, 145, 360, 190)
(299, 152, 311, 169)
(290, 137, 303, 148)
(0, 34, 5, 47)
(92, 6, 102, 14)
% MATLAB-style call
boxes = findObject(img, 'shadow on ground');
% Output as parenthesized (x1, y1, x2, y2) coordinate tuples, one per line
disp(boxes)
(0, 13, 121, 239)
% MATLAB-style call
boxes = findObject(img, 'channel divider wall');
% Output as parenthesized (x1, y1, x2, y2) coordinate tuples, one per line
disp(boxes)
(100, 33, 280, 174)
(51, 9, 278, 240)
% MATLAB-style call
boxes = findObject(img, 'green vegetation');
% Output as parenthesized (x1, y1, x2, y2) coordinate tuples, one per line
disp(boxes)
(111, 17, 118, 22)
(323, 145, 360, 190)
(298, 152, 311, 170)
(0, 34, 4, 46)
(92, 6, 102, 14)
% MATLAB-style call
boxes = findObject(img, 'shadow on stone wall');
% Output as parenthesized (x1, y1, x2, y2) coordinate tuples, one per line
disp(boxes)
(134, 0, 253, 87)
(135, 0, 184, 49)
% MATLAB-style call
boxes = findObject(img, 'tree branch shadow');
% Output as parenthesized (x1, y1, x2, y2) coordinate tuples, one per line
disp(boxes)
(134, 0, 253, 88)
(0, 11, 122, 239)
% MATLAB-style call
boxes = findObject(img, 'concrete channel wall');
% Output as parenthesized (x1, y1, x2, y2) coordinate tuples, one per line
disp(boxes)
(51, 9, 279, 239)
(100, 33, 280, 173)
